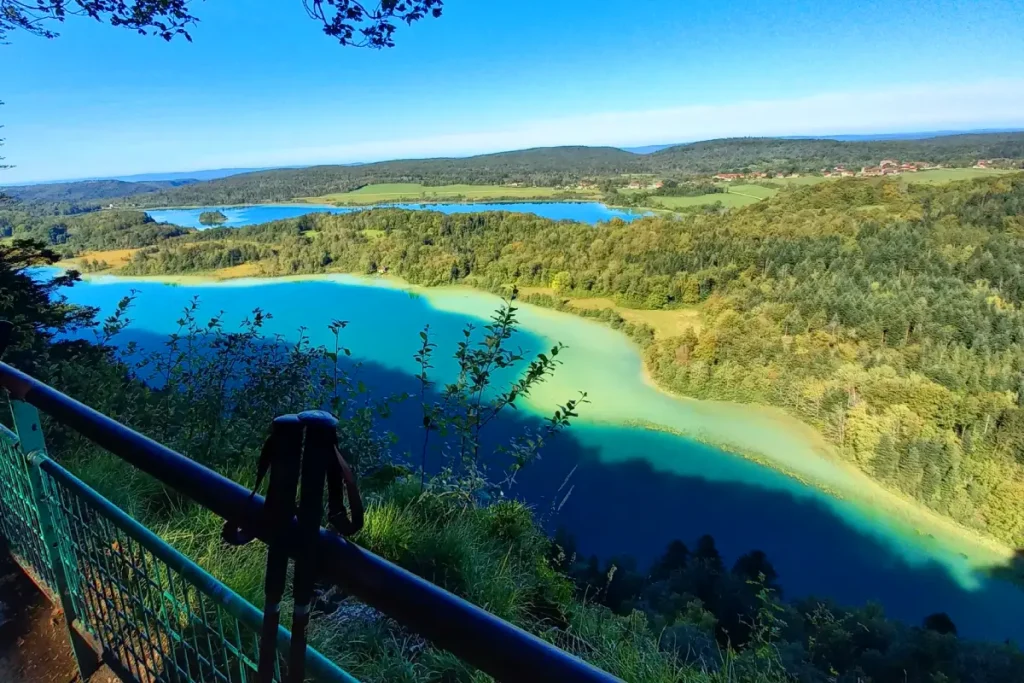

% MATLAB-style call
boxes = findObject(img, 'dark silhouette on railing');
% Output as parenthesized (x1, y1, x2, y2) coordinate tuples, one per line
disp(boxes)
(0, 360, 620, 683)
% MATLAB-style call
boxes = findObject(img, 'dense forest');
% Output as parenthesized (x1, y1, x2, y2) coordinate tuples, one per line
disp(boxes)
(103, 174, 1024, 548)
(3, 244, 1024, 682)
(5, 133, 1023, 209)
(0, 206, 193, 252)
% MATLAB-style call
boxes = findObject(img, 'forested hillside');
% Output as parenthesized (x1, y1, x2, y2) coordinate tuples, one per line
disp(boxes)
(109, 174, 1024, 547)
(131, 146, 640, 205)
(1, 178, 197, 208)
(649, 133, 1024, 173)
(7, 133, 1022, 210)
(0, 206, 192, 253)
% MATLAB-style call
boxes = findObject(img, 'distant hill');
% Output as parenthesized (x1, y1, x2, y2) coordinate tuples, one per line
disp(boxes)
(621, 144, 677, 154)
(9, 133, 1024, 209)
(136, 146, 642, 206)
(647, 133, 1024, 173)
(2, 178, 198, 205)
(111, 168, 270, 182)
(787, 128, 1024, 142)
(618, 130, 1024, 156)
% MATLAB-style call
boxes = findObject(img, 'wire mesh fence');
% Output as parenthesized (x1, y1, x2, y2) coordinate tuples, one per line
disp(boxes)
(0, 411, 357, 683)
(0, 423, 60, 597)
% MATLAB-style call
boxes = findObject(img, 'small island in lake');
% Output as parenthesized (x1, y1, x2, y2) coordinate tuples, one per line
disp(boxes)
(198, 210, 228, 226)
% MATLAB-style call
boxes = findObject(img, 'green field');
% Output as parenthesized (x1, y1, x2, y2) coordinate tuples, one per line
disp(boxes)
(897, 167, 1014, 184)
(307, 183, 594, 205)
(723, 183, 779, 199)
(647, 184, 778, 210)
(763, 175, 831, 187)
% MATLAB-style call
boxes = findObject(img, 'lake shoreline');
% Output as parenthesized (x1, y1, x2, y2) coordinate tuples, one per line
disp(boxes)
(73, 267, 1016, 571)
(139, 201, 652, 230)
(139, 197, 638, 211)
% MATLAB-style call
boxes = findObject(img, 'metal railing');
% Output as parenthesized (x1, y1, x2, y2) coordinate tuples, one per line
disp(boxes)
(0, 403, 357, 683)
(0, 361, 619, 683)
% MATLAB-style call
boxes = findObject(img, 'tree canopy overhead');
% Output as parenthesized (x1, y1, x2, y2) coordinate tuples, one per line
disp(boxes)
(0, 0, 444, 46)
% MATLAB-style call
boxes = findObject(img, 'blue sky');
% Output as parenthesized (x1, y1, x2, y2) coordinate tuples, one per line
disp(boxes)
(3, 0, 1024, 182)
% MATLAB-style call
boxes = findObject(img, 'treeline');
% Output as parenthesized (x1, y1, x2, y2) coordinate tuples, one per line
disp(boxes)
(8, 133, 1024, 209)
(122, 241, 273, 274)
(113, 173, 1024, 546)
(562, 533, 1024, 682)
(0, 207, 194, 257)
(609, 178, 726, 207)
(654, 178, 725, 196)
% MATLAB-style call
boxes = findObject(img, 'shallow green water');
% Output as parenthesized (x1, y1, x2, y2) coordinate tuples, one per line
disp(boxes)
(65, 273, 1024, 642)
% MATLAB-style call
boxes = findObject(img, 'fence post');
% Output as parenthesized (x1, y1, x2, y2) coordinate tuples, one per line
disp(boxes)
(10, 399, 45, 455)
(14, 401, 101, 679)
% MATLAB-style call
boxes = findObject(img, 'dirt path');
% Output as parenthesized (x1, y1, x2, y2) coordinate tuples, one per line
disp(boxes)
(0, 553, 80, 683)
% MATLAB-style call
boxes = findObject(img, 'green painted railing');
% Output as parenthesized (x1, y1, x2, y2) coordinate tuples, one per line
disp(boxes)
(0, 402, 359, 683)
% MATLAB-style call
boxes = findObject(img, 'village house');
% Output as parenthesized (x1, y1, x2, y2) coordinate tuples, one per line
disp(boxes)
(974, 159, 991, 169)
(714, 173, 744, 181)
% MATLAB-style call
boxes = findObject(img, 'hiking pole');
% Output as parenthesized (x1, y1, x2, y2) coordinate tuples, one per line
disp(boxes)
(289, 410, 364, 683)
(224, 411, 363, 683)
(223, 415, 304, 683)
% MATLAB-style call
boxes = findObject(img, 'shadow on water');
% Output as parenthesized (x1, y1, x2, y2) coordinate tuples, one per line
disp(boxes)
(101, 325, 1024, 645)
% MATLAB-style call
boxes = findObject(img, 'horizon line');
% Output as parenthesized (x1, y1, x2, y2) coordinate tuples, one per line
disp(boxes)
(6, 126, 1024, 187)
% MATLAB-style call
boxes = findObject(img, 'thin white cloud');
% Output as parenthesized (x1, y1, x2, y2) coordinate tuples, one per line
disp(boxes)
(241, 79, 1024, 168)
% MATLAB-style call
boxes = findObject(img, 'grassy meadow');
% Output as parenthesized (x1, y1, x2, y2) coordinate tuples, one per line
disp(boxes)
(898, 167, 1015, 183)
(518, 286, 702, 340)
(642, 184, 777, 210)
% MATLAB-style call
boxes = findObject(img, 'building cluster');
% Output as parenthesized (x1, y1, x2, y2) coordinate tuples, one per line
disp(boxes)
(625, 180, 665, 190)
(846, 159, 941, 177)
(712, 172, 800, 181)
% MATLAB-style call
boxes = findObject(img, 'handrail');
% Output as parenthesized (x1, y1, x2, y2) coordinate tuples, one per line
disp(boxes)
(36, 453, 360, 683)
(0, 361, 620, 683)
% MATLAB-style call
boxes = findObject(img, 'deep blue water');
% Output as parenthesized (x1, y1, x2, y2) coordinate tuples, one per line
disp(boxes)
(146, 202, 647, 229)
(60, 274, 1024, 643)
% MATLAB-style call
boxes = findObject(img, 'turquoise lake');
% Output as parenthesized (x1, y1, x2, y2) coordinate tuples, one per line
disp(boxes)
(146, 202, 648, 228)
(63, 273, 1024, 642)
